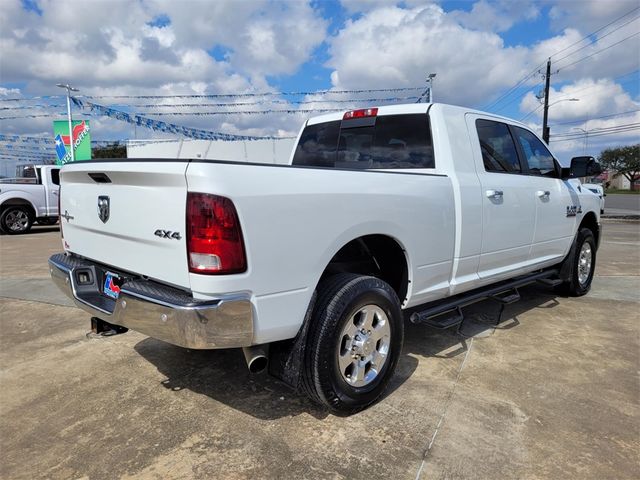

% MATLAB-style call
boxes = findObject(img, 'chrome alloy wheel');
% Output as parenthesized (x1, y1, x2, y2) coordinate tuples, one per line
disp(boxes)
(5, 209, 29, 232)
(337, 304, 391, 388)
(578, 242, 593, 286)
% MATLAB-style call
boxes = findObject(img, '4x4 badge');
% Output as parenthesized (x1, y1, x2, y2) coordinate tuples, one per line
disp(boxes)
(154, 229, 182, 240)
(98, 196, 110, 223)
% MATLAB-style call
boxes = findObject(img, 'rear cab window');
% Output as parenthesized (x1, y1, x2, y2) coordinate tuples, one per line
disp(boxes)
(292, 112, 434, 169)
(51, 169, 61, 185)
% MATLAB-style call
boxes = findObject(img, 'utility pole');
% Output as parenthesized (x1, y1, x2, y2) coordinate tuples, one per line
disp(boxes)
(56, 83, 79, 162)
(542, 58, 551, 144)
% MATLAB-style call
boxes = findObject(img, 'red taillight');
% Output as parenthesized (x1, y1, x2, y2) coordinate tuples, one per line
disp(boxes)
(186, 193, 247, 274)
(343, 107, 378, 120)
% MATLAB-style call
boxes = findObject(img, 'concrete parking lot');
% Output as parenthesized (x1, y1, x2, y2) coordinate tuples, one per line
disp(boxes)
(1, 222, 639, 479)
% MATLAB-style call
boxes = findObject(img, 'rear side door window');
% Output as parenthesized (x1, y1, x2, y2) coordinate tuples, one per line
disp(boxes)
(512, 127, 558, 177)
(475, 119, 522, 173)
(371, 114, 434, 168)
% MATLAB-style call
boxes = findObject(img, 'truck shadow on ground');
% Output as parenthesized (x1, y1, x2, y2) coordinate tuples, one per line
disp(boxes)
(133, 284, 560, 420)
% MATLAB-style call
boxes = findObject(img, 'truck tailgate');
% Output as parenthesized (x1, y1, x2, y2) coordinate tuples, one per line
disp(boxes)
(60, 161, 191, 289)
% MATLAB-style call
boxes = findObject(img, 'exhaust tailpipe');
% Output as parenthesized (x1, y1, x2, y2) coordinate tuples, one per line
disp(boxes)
(242, 345, 268, 373)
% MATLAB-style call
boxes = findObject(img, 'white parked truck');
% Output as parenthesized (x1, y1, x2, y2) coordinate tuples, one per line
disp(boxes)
(49, 103, 602, 413)
(0, 165, 60, 234)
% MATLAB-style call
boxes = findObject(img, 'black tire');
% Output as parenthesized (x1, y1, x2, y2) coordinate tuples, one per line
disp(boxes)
(302, 273, 404, 414)
(0, 206, 33, 235)
(557, 227, 596, 296)
(37, 217, 58, 226)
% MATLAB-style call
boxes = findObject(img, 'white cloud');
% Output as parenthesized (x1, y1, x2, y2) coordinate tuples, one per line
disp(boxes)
(519, 79, 640, 158)
(450, 0, 539, 33)
(0, 0, 327, 88)
(548, 0, 639, 33)
(0, 0, 327, 143)
(519, 78, 639, 122)
(326, 4, 531, 105)
(530, 16, 640, 84)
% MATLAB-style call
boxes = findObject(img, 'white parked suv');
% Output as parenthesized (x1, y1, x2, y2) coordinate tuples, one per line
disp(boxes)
(0, 165, 60, 234)
(49, 103, 602, 413)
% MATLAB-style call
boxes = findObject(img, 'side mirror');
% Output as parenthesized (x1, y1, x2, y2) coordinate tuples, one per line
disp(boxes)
(561, 156, 603, 180)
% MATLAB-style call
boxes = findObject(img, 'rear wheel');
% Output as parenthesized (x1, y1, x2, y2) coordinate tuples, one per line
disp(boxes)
(0, 206, 33, 235)
(302, 273, 404, 414)
(557, 227, 596, 296)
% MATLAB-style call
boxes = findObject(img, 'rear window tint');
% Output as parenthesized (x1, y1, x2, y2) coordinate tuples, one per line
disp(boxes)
(292, 113, 434, 169)
(51, 169, 60, 185)
(476, 119, 522, 173)
(291, 121, 340, 168)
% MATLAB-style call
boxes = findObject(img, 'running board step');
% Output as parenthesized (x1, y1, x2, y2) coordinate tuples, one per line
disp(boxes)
(537, 278, 563, 287)
(490, 289, 520, 304)
(410, 307, 463, 329)
(406, 268, 559, 329)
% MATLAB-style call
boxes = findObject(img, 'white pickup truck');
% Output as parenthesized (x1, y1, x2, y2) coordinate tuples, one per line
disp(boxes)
(49, 103, 602, 413)
(0, 164, 60, 234)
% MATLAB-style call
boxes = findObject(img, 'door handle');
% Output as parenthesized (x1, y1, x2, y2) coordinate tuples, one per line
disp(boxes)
(536, 190, 551, 198)
(486, 189, 503, 199)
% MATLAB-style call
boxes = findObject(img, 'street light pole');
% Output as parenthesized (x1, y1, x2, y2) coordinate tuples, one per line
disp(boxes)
(545, 97, 579, 142)
(428, 73, 436, 103)
(572, 127, 589, 154)
(56, 83, 79, 162)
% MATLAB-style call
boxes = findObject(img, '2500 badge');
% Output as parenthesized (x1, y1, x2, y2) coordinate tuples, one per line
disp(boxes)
(566, 205, 583, 217)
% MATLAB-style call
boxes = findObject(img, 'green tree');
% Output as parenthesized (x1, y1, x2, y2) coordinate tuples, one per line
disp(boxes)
(598, 144, 640, 188)
(92, 143, 127, 159)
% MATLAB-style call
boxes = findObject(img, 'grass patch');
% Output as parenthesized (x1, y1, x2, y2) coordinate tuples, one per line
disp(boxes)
(605, 189, 640, 194)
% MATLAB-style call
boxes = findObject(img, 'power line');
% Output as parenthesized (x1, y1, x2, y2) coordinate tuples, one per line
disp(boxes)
(549, 126, 640, 142)
(492, 80, 545, 113)
(556, 31, 640, 71)
(482, 8, 640, 113)
(82, 86, 424, 100)
(550, 122, 640, 138)
(553, 123, 640, 137)
(132, 109, 346, 116)
(550, 71, 639, 103)
(551, 8, 640, 62)
(0, 95, 420, 110)
(549, 109, 640, 127)
(482, 63, 545, 111)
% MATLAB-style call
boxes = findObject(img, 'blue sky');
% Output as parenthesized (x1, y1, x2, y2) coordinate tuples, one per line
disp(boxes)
(1, 0, 638, 170)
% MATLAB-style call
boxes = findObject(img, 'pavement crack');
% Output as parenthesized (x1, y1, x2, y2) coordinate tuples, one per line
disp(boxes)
(414, 337, 474, 480)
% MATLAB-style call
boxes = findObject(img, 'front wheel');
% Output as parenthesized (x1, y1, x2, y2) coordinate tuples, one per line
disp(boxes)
(557, 227, 596, 296)
(0, 206, 33, 235)
(302, 273, 404, 414)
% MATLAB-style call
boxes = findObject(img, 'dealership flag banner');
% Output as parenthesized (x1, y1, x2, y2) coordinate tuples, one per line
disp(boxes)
(53, 120, 91, 165)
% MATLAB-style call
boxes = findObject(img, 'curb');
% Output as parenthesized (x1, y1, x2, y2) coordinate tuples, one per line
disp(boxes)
(601, 215, 640, 221)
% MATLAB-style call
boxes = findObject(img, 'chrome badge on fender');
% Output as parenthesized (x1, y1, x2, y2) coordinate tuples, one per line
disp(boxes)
(566, 205, 582, 217)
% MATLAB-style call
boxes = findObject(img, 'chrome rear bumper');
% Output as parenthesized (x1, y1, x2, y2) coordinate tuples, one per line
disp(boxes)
(49, 253, 254, 349)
